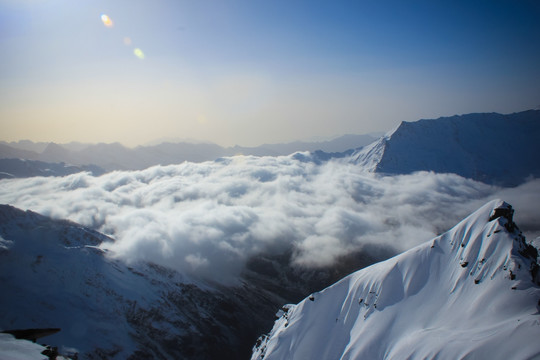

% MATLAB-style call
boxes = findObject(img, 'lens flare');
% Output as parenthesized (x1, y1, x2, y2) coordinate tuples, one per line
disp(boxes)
(134, 48, 145, 59)
(123, 37, 132, 46)
(101, 14, 113, 28)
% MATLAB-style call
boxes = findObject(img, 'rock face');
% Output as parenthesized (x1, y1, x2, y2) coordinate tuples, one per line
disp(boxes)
(351, 110, 540, 186)
(252, 200, 540, 360)
(1, 328, 61, 343)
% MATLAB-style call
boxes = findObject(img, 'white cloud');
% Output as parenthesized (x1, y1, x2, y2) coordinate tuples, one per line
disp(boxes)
(1, 156, 538, 284)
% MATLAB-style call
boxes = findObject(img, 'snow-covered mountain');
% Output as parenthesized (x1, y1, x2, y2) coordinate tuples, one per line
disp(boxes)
(252, 200, 540, 359)
(0, 205, 389, 359)
(0, 333, 51, 360)
(0, 204, 278, 358)
(351, 110, 540, 186)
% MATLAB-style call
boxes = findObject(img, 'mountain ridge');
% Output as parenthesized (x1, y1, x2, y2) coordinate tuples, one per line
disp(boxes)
(351, 110, 540, 186)
(252, 200, 540, 359)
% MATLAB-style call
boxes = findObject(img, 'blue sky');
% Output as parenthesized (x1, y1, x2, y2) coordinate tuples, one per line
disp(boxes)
(1, 0, 539, 146)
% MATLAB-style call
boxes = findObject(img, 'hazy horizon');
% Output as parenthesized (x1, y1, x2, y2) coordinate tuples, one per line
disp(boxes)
(1, 129, 383, 149)
(1, 108, 537, 149)
(1, 1, 540, 147)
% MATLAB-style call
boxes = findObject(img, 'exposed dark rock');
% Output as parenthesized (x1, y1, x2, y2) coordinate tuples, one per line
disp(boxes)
(1, 328, 61, 342)
(488, 203, 514, 223)
(530, 263, 540, 285)
(519, 243, 538, 262)
(41, 345, 59, 360)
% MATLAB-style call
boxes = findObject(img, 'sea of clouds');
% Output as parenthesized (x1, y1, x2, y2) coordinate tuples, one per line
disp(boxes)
(1, 154, 539, 284)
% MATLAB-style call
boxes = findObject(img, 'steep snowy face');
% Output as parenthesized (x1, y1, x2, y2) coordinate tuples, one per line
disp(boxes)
(252, 200, 540, 360)
(0, 205, 282, 359)
(0, 205, 171, 357)
(351, 110, 540, 185)
(349, 135, 388, 171)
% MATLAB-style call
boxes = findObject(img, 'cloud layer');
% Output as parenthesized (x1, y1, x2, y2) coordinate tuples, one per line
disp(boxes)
(1, 155, 538, 284)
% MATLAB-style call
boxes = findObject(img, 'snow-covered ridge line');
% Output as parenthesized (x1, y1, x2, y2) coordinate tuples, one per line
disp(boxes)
(252, 200, 540, 360)
(351, 110, 540, 186)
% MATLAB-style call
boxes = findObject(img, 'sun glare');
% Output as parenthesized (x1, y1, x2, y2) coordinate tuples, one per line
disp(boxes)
(101, 14, 114, 28)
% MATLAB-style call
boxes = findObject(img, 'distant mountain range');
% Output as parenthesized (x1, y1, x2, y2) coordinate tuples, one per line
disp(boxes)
(0, 159, 105, 179)
(2, 110, 539, 185)
(0, 134, 377, 173)
(252, 200, 540, 359)
(352, 110, 540, 186)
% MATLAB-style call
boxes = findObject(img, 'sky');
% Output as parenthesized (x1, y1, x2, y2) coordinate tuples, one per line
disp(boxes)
(1, 0, 539, 147)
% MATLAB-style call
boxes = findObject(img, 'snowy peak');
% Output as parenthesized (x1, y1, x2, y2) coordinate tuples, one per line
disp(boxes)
(252, 200, 540, 360)
(349, 133, 388, 170)
(351, 110, 540, 185)
(440, 200, 538, 289)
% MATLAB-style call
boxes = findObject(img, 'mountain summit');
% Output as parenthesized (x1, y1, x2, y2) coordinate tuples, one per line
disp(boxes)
(351, 110, 540, 185)
(252, 200, 540, 360)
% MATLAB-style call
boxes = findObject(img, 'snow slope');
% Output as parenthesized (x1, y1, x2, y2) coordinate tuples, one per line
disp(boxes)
(0, 205, 264, 358)
(0, 333, 48, 360)
(252, 200, 540, 360)
(351, 110, 540, 186)
(0, 205, 387, 359)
